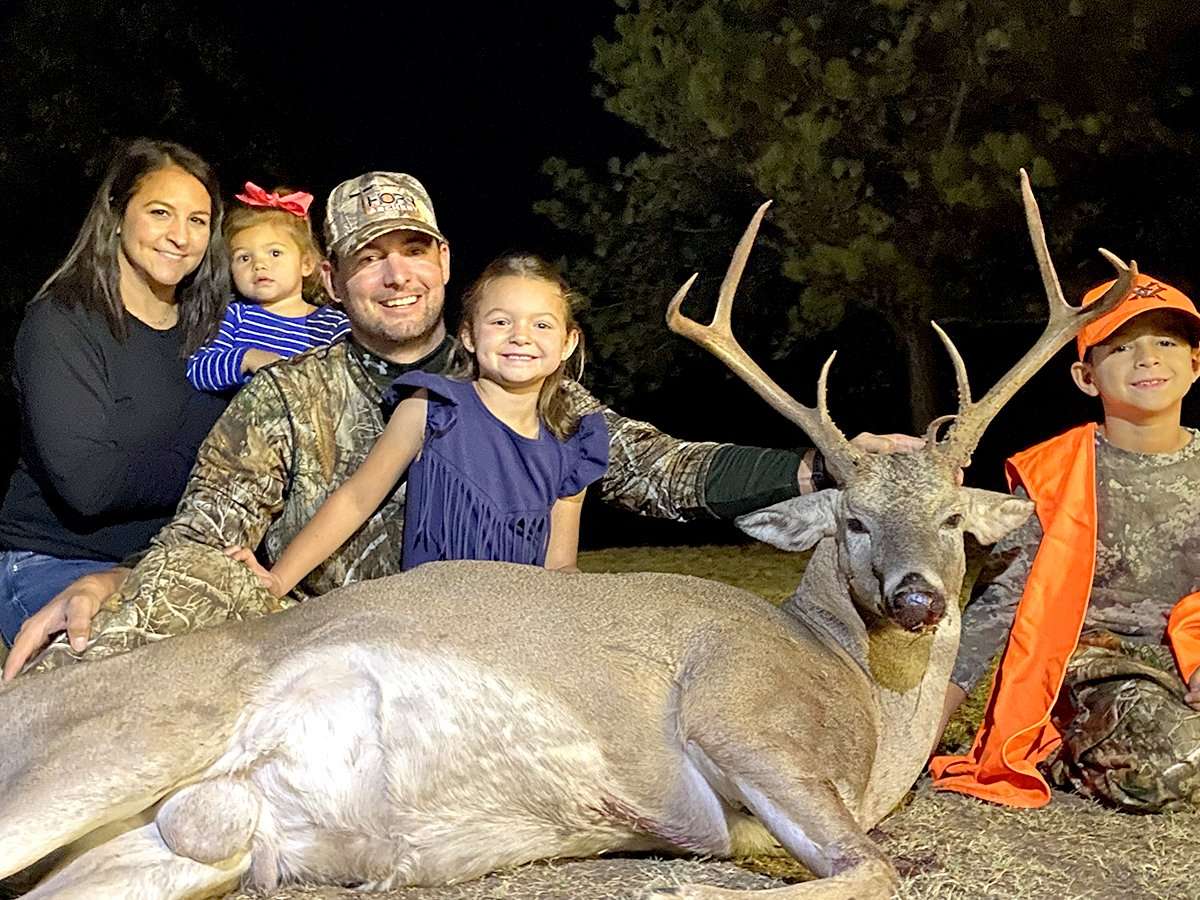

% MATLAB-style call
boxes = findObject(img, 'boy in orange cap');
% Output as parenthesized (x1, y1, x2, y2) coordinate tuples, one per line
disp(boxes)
(931, 273, 1200, 811)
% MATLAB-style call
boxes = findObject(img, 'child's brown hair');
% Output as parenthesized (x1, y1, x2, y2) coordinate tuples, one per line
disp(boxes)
(451, 253, 586, 440)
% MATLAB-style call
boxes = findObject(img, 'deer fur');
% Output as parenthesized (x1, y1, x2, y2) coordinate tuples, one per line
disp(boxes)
(0, 171, 1130, 899)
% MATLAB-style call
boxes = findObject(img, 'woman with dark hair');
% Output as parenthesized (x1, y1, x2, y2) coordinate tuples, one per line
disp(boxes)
(0, 138, 230, 645)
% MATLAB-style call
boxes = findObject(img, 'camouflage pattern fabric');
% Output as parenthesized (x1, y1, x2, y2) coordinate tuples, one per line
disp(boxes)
(953, 428, 1200, 692)
(1042, 632, 1200, 812)
(33, 340, 721, 671)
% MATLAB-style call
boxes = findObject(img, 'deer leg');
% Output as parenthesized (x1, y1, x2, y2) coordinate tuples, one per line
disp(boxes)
(155, 778, 260, 866)
(19, 821, 250, 900)
(645, 741, 897, 900)
(20, 779, 258, 900)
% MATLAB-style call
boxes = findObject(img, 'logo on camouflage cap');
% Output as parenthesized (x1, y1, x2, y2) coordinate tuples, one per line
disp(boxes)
(324, 172, 446, 257)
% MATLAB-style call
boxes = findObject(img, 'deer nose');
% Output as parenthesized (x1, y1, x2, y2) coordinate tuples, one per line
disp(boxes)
(884, 573, 947, 632)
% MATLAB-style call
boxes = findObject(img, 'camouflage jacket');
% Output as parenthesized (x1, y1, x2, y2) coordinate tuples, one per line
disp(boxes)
(953, 427, 1200, 692)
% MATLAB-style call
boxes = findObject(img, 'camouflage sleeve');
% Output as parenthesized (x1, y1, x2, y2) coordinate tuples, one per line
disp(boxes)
(149, 372, 293, 552)
(562, 380, 722, 521)
(951, 486, 1041, 693)
(35, 374, 299, 669)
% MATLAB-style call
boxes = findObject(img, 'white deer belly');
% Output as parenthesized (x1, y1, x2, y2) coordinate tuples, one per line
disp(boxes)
(203, 646, 657, 889)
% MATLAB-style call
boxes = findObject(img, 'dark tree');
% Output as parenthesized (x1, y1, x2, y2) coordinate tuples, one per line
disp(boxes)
(0, 0, 288, 473)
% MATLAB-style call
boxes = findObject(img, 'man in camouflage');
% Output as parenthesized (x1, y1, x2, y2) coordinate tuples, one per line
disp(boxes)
(5, 171, 913, 677)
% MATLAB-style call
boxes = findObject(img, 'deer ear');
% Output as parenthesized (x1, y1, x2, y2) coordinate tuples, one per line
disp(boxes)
(960, 487, 1034, 545)
(735, 490, 839, 552)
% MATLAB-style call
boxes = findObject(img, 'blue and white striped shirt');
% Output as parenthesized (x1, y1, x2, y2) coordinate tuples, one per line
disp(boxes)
(187, 301, 351, 393)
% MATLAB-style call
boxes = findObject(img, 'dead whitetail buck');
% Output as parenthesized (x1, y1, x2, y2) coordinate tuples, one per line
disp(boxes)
(0, 171, 1130, 900)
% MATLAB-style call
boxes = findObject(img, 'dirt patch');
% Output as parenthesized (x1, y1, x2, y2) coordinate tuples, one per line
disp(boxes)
(878, 780, 1198, 899)
(228, 858, 786, 900)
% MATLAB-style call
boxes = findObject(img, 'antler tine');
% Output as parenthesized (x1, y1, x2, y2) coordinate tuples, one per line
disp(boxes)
(816, 351, 855, 449)
(666, 203, 861, 479)
(924, 414, 957, 445)
(711, 201, 773, 334)
(931, 321, 972, 411)
(936, 171, 1136, 468)
(1021, 168, 1068, 314)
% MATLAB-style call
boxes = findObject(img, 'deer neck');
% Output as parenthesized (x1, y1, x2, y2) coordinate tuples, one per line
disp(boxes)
(782, 540, 871, 676)
(783, 538, 961, 826)
(862, 610, 960, 826)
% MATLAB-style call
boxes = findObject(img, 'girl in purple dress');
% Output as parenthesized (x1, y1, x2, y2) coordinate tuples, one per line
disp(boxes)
(229, 254, 608, 597)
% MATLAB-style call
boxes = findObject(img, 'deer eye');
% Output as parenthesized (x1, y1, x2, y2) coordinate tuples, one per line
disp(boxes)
(941, 513, 964, 529)
(846, 517, 869, 535)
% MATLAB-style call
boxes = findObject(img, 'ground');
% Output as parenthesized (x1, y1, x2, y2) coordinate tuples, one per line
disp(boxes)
(229, 783, 1197, 899)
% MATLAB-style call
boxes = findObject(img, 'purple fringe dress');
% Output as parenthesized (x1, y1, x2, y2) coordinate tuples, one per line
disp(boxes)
(385, 372, 608, 569)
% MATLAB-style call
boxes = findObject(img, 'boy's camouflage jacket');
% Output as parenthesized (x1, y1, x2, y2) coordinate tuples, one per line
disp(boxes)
(40, 341, 724, 665)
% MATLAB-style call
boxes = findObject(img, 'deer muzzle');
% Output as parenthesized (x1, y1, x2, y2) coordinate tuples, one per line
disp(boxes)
(884, 574, 947, 633)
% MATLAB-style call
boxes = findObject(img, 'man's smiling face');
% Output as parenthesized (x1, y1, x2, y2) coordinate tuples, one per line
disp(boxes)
(325, 230, 450, 362)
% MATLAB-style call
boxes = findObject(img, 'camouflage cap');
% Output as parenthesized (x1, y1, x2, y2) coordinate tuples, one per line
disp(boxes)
(323, 172, 446, 258)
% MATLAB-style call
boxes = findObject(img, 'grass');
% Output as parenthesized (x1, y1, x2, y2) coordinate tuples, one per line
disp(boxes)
(578, 541, 809, 605)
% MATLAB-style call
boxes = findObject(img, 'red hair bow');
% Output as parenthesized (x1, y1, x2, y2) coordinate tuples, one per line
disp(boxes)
(235, 182, 313, 219)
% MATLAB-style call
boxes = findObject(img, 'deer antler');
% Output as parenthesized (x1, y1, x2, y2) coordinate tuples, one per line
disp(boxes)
(666, 201, 863, 481)
(932, 169, 1136, 469)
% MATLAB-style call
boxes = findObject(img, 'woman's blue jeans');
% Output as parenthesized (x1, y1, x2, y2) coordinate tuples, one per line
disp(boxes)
(0, 550, 112, 647)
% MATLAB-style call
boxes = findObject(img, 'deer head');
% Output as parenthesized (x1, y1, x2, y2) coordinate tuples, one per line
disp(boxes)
(668, 170, 1133, 633)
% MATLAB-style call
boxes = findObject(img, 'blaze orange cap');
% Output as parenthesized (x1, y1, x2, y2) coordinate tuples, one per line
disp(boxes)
(1076, 273, 1200, 359)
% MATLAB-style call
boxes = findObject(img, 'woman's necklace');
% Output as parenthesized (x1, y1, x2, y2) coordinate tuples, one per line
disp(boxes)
(128, 300, 178, 329)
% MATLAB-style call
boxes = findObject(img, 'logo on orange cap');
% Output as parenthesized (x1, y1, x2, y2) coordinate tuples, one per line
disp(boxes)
(1129, 281, 1168, 301)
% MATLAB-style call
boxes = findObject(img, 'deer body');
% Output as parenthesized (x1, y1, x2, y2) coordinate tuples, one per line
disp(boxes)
(5, 561, 948, 899)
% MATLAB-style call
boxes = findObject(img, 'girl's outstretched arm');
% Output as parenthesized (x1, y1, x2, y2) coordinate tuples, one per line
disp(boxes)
(232, 392, 429, 596)
(544, 488, 586, 571)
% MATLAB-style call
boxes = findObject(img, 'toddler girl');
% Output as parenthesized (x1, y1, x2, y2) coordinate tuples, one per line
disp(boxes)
(228, 253, 608, 596)
(187, 182, 349, 392)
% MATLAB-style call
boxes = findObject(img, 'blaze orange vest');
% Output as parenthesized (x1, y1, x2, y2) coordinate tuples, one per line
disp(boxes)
(930, 423, 1200, 808)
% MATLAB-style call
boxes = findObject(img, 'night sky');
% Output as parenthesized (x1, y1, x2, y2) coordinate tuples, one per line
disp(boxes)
(196, 3, 648, 290)
(2, 2, 647, 304)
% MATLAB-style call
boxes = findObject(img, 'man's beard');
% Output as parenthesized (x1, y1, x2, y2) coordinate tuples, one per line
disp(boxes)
(378, 304, 443, 347)
(350, 297, 446, 362)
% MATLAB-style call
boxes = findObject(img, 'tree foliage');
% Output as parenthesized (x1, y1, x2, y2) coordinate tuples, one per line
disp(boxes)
(539, 0, 1200, 432)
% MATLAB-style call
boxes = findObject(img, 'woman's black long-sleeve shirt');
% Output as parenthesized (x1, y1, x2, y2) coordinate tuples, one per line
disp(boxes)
(0, 298, 226, 561)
